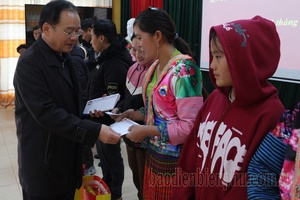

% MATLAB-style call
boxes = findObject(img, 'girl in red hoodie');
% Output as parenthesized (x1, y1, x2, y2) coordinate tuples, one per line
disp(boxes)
(172, 16, 285, 199)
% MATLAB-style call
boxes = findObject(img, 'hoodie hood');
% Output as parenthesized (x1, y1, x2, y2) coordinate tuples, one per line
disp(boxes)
(209, 16, 280, 106)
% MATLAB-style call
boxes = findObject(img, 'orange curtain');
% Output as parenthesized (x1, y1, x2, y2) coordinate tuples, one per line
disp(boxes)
(0, 5, 25, 108)
(130, 0, 163, 18)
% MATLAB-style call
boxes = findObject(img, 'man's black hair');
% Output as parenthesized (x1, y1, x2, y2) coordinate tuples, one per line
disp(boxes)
(16, 44, 28, 53)
(39, 0, 77, 27)
(33, 25, 40, 31)
(81, 18, 93, 31)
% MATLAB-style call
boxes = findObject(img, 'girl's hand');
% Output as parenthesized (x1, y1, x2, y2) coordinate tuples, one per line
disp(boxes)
(114, 109, 134, 122)
(109, 107, 122, 120)
(126, 125, 147, 143)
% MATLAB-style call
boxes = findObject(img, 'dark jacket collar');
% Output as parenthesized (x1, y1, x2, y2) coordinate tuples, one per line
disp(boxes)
(36, 37, 70, 68)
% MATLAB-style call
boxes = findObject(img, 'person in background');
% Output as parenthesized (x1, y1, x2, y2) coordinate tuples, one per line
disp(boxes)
(32, 25, 41, 41)
(71, 43, 96, 175)
(71, 28, 95, 176)
(80, 18, 99, 175)
(88, 18, 133, 200)
(290, 111, 300, 199)
(115, 7, 203, 200)
(80, 18, 98, 71)
(126, 18, 137, 62)
(16, 44, 28, 55)
(70, 44, 89, 102)
(129, 41, 137, 62)
(172, 16, 285, 199)
(111, 34, 155, 200)
(270, 98, 300, 199)
(125, 18, 135, 43)
(13, 1, 120, 200)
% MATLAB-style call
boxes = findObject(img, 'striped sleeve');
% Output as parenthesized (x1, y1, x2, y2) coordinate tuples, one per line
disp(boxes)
(247, 133, 287, 200)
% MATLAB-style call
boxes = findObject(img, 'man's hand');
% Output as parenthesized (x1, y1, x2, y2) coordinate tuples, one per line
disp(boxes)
(98, 125, 121, 144)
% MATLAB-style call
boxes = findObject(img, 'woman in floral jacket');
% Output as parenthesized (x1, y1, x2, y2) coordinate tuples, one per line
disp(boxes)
(116, 8, 204, 200)
(272, 99, 300, 199)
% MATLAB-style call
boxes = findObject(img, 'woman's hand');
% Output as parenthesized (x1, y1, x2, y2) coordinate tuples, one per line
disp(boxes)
(108, 108, 122, 121)
(126, 125, 147, 143)
(126, 125, 160, 143)
(114, 109, 134, 122)
(111, 107, 121, 114)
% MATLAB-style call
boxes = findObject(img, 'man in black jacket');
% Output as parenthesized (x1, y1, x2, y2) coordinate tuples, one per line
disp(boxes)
(88, 18, 133, 200)
(13, 1, 120, 200)
(70, 44, 90, 100)
(79, 18, 98, 175)
(80, 18, 98, 72)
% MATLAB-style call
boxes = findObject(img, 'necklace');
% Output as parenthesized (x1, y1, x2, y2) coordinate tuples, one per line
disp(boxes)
(156, 63, 164, 80)
(158, 48, 176, 72)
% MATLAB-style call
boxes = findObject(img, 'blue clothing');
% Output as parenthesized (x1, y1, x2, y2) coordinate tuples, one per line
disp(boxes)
(248, 133, 286, 199)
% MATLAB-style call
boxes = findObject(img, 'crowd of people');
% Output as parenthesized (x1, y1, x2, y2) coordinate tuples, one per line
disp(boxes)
(14, 0, 299, 200)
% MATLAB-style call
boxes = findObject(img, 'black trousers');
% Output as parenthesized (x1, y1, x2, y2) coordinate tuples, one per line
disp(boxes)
(22, 189, 74, 200)
(81, 116, 95, 168)
(96, 140, 124, 200)
(126, 145, 146, 200)
(82, 145, 94, 167)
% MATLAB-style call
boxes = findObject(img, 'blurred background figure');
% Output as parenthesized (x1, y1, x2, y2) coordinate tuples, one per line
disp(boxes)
(16, 44, 28, 55)
(125, 18, 136, 62)
(88, 18, 133, 200)
(125, 18, 135, 43)
(112, 34, 155, 200)
(32, 25, 41, 41)
(80, 18, 98, 71)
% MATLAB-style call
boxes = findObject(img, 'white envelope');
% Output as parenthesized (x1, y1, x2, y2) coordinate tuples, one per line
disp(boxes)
(105, 111, 121, 116)
(110, 118, 138, 136)
(83, 93, 120, 115)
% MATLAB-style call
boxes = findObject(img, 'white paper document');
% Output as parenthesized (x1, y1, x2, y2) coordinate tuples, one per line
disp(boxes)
(105, 111, 121, 116)
(110, 118, 138, 136)
(83, 93, 120, 115)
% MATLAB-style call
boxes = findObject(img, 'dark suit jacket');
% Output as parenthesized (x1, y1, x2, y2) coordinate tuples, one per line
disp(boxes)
(13, 37, 101, 197)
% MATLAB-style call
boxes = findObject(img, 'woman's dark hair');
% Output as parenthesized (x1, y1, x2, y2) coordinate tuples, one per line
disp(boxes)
(134, 7, 193, 57)
(92, 17, 117, 44)
(39, 0, 77, 28)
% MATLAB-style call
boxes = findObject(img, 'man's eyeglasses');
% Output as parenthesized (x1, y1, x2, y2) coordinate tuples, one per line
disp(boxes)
(52, 25, 83, 38)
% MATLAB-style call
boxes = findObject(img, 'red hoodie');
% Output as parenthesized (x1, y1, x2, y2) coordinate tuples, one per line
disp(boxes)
(172, 16, 285, 199)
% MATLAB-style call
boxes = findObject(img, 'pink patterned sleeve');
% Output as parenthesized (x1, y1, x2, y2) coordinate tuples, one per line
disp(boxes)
(167, 96, 203, 145)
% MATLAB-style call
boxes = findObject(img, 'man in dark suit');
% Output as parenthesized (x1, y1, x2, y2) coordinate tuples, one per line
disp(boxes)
(13, 1, 120, 200)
